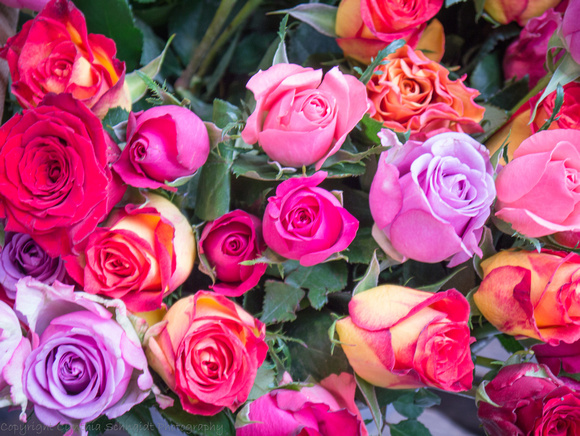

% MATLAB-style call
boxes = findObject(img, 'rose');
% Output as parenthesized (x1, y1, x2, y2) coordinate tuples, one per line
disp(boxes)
(0, 300, 31, 419)
(336, 285, 474, 392)
(533, 340, 580, 375)
(335, 0, 443, 63)
(262, 172, 359, 266)
(563, 0, 580, 64)
(370, 130, 495, 266)
(473, 249, 580, 344)
(65, 193, 195, 313)
(503, 8, 562, 89)
(241, 64, 368, 169)
(0, 93, 125, 257)
(0, 232, 67, 300)
(113, 106, 210, 190)
(145, 291, 268, 415)
(0, 0, 129, 118)
(236, 373, 367, 436)
(477, 363, 580, 435)
(367, 45, 485, 140)
(16, 278, 152, 433)
(484, 0, 561, 25)
(0, 0, 48, 10)
(198, 210, 266, 297)
(494, 129, 580, 238)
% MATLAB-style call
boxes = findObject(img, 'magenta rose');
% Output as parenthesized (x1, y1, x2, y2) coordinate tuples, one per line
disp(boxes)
(0, 93, 125, 257)
(263, 172, 359, 266)
(199, 210, 267, 297)
(236, 373, 367, 436)
(563, 0, 580, 64)
(16, 278, 152, 433)
(241, 64, 369, 169)
(533, 340, 580, 375)
(370, 130, 495, 266)
(0, 0, 48, 9)
(495, 129, 580, 237)
(113, 106, 210, 190)
(503, 8, 562, 89)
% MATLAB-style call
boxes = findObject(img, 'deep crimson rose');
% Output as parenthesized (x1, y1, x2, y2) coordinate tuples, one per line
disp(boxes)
(199, 210, 267, 297)
(0, 93, 125, 257)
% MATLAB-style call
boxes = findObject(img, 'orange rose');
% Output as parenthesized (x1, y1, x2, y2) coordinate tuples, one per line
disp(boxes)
(473, 250, 580, 345)
(336, 285, 474, 392)
(367, 45, 485, 140)
(484, 0, 561, 25)
(0, 0, 130, 118)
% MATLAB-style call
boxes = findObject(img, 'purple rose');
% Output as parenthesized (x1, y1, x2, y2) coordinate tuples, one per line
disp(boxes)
(15, 278, 152, 434)
(563, 0, 580, 65)
(0, 300, 31, 419)
(503, 8, 562, 89)
(370, 130, 495, 266)
(0, 232, 67, 300)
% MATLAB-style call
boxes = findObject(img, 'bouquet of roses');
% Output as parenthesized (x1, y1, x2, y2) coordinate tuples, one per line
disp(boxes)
(0, 0, 580, 435)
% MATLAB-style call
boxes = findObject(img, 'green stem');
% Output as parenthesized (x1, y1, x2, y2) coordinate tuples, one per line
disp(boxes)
(175, 0, 238, 91)
(476, 355, 498, 369)
(506, 72, 552, 118)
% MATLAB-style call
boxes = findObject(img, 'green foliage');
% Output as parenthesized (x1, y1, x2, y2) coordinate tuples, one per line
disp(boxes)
(160, 398, 235, 436)
(194, 144, 233, 221)
(285, 261, 348, 309)
(497, 333, 525, 354)
(261, 280, 305, 324)
(355, 39, 406, 85)
(115, 404, 161, 436)
(274, 4, 338, 38)
(355, 374, 383, 432)
(392, 389, 441, 419)
(390, 419, 432, 436)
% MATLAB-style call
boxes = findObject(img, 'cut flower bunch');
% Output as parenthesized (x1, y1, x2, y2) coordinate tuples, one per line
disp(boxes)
(0, 0, 580, 435)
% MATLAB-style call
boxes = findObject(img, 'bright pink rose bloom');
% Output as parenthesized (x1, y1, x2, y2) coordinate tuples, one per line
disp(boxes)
(370, 130, 495, 266)
(236, 373, 368, 436)
(145, 291, 268, 416)
(65, 193, 195, 313)
(263, 172, 359, 266)
(241, 64, 369, 169)
(199, 210, 267, 297)
(495, 129, 580, 237)
(16, 278, 152, 434)
(0, 0, 48, 10)
(503, 8, 562, 89)
(534, 340, 580, 375)
(0, 0, 129, 118)
(0, 93, 125, 258)
(113, 106, 209, 190)
(563, 0, 580, 64)
(0, 300, 31, 420)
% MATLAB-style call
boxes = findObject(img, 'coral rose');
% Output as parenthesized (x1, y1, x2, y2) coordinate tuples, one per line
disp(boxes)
(0, 0, 129, 118)
(336, 285, 474, 392)
(367, 45, 484, 140)
(473, 249, 580, 344)
(241, 64, 368, 169)
(65, 193, 195, 313)
(145, 291, 268, 416)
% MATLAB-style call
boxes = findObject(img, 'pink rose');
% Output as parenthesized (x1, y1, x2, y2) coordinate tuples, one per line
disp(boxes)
(113, 106, 210, 190)
(241, 64, 369, 169)
(503, 8, 562, 89)
(199, 210, 267, 297)
(370, 130, 495, 266)
(263, 172, 359, 266)
(236, 373, 367, 436)
(534, 340, 580, 375)
(563, 0, 580, 64)
(495, 129, 580, 237)
(0, 0, 48, 10)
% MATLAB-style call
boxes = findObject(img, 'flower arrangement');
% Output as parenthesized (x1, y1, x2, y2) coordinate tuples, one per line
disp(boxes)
(0, 0, 580, 435)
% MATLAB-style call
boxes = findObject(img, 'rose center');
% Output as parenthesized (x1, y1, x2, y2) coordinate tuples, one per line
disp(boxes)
(18, 238, 43, 271)
(565, 167, 580, 193)
(288, 207, 314, 229)
(57, 351, 92, 395)
(131, 140, 149, 161)
(223, 234, 249, 256)
(301, 93, 332, 122)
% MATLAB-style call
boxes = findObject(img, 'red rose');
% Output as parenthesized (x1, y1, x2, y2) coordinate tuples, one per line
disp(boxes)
(0, 93, 125, 257)
(0, 0, 129, 118)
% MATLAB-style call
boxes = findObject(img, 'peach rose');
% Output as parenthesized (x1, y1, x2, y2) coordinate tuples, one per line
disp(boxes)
(367, 45, 485, 140)
(336, 285, 474, 392)
(145, 291, 268, 415)
(484, 0, 561, 25)
(473, 250, 580, 344)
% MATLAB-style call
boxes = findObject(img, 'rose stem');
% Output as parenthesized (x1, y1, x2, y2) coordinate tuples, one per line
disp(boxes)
(475, 355, 499, 369)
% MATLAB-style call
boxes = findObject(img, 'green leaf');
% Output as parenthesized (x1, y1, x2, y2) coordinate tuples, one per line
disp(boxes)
(356, 114, 385, 144)
(392, 389, 441, 419)
(260, 280, 305, 324)
(160, 399, 235, 436)
(390, 419, 432, 436)
(470, 52, 502, 99)
(537, 83, 565, 131)
(285, 261, 348, 309)
(232, 152, 299, 181)
(194, 146, 233, 221)
(115, 405, 161, 436)
(474, 0, 486, 19)
(73, 0, 143, 72)
(497, 333, 525, 354)
(102, 107, 129, 142)
(212, 99, 242, 129)
(353, 250, 380, 295)
(87, 415, 117, 436)
(273, 4, 338, 38)
(416, 266, 467, 293)
(355, 374, 383, 432)
(273, 15, 289, 65)
(357, 39, 405, 85)
(344, 227, 380, 264)
(248, 364, 277, 401)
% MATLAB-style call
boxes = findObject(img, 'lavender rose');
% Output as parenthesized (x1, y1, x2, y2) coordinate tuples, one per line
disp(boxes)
(15, 278, 152, 434)
(370, 130, 495, 266)
(0, 232, 67, 300)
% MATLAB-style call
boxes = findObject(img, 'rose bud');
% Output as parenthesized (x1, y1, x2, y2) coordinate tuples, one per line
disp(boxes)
(336, 285, 474, 392)
(473, 249, 580, 344)
(241, 64, 368, 169)
(145, 291, 268, 416)
(263, 172, 359, 267)
(484, 0, 561, 25)
(0, 0, 130, 117)
(113, 106, 210, 190)
(236, 373, 367, 436)
(199, 210, 267, 297)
